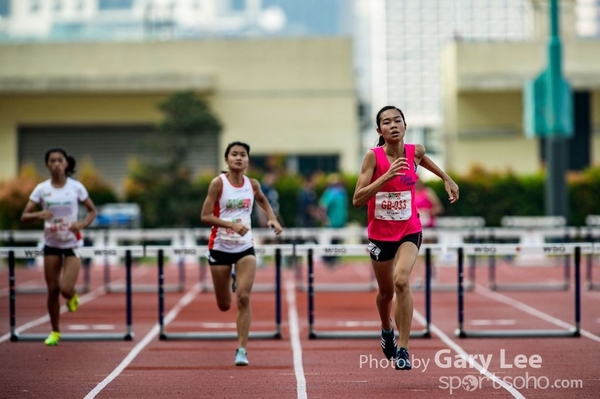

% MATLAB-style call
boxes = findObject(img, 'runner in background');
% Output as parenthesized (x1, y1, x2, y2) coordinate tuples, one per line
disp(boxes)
(201, 141, 282, 366)
(21, 148, 97, 346)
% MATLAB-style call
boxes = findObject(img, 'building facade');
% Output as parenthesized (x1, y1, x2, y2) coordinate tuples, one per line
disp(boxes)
(0, 38, 359, 193)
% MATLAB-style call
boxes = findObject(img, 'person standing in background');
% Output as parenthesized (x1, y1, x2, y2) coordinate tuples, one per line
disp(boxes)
(414, 179, 444, 229)
(319, 173, 348, 266)
(21, 148, 97, 346)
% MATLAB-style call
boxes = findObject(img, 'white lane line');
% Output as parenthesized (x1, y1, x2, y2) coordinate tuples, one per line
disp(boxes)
(285, 279, 307, 399)
(475, 284, 600, 343)
(0, 285, 107, 343)
(413, 311, 525, 399)
(84, 283, 201, 399)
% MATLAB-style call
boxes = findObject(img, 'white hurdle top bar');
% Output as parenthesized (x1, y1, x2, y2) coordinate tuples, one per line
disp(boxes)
(0, 246, 144, 259)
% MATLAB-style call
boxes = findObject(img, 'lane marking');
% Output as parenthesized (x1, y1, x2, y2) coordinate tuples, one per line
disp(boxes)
(0, 285, 107, 343)
(84, 283, 201, 399)
(470, 319, 516, 326)
(66, 324, 116, 331)
(413, 311, 525, 399)
(285, 279, 307, 399)
(475, 284, 600, 343)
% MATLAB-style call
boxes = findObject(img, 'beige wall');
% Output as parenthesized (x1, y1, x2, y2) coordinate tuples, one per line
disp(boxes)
(442, 39, 600, 175)
(0, 38, 359, 181)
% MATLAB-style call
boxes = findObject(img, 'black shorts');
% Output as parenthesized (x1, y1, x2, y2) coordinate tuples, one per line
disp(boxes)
(208, 247, 255, 266)
(367, 232, 422, 262)
(43, 246, 79, 258)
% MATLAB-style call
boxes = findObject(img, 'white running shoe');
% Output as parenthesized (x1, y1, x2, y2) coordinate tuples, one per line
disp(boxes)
(234, 348, 249, 366)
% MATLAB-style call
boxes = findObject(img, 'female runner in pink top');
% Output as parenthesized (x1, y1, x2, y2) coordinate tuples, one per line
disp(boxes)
(353, 106, 459, 370)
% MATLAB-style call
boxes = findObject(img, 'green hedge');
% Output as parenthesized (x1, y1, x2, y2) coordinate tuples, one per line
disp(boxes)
(3, 166, 600, 229)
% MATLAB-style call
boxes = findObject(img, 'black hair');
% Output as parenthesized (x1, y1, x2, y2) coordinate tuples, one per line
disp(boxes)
(44, 147, 76, 176)
(224, 141, 251, 158)
(375, 106, 407, 146)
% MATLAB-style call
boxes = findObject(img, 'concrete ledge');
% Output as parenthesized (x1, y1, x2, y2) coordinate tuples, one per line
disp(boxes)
(0, 73, 214, 93)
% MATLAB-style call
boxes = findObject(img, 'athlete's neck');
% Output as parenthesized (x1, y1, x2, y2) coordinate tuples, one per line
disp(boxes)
(227, 171, 245, 186)
(384, 141, 405, 158)
(50, 175, 67, 188)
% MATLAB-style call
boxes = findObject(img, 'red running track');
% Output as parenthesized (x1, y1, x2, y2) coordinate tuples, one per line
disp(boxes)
(1, 254, 599, 398)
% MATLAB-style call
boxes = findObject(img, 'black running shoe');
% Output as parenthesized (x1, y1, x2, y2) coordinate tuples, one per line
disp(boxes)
(380, 327, 397, 360)
(395, 347, 412, 370)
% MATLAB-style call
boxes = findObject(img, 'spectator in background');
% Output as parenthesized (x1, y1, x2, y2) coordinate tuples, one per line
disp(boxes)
(255, 171, 281, 229)
(319, 173, 348, 266)
(296, 173, 320, 229)
(414, 179, 444, 229)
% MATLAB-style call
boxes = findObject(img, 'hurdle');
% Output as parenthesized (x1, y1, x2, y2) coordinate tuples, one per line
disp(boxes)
(584, 215, 600, 290)
(486, 242, 571, 291)
(151, 244, 290, 340)
(198, 245, 284, 293)
(100, 229, 187, 293)
(3, 246, 142, 342)
(295, 244, 378, 292)
(0, 230, 92, 294)
(455, 243, 589, 338)
(301, 244, 435, 339)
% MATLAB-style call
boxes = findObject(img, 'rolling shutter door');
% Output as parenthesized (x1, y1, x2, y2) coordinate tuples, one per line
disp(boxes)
(18, 125, 219, 195)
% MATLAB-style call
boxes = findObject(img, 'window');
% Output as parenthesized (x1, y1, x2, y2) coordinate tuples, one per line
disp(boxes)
(30, 0, 41, 13)
(230, 0, 245, 12)
(98, 0, 133, 10)
(0, 0, 9, 17)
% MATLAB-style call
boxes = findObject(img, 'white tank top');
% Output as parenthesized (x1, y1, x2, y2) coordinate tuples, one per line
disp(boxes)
(29, 178, 89, 249)
(208, 174, 254, 252)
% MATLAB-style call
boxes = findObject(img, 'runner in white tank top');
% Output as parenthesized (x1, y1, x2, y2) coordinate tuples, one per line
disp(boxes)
(207, 174, 254, 253)
(201, 141, 282, 366)
(21, 148, 97, 346)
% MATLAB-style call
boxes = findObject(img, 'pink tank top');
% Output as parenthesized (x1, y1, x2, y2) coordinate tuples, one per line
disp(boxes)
(414, 187, 435, 228)
(367, 145, 422, 241)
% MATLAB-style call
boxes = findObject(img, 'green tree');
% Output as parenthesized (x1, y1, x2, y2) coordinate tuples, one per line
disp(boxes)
(125, 91, 222, 227)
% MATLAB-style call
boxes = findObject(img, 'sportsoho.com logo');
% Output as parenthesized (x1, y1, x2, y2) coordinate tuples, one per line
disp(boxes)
(439, 373, 583, 395)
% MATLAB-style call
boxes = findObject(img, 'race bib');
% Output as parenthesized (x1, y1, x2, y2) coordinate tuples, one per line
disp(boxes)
(220, 217, 252, 243)
(45, 218, 74, 240)
(374, 191, 412, 221)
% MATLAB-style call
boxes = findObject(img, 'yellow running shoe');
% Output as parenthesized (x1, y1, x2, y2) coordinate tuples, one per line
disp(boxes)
(44, 331, 61, 346)
(66, 292, 79, 312)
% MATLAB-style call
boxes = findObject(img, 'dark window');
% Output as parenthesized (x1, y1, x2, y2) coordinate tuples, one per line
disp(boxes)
(298, 155, 339, 176)
(539, 91, 591, 171)
(0, 0, 9, 17)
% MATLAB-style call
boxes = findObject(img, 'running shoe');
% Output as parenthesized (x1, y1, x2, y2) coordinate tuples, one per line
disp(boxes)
(380, 324, 397, 360)
(44, 331, 61, 346)
(66, 292, 79, 312)
(395, 347, 412, 370)
(234, 348, 249, 366)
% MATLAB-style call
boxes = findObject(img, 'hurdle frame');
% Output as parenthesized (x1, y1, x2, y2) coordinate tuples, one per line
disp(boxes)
(455, 244, 588, 338)
(198, 245, 282, 293)
(152, 245, 290, 340)
(583, 218, 600, 290)
(294, 243, 378, 293)
(3, 246, 142, 342)
(487, 216, 574, 291)
(302, 244, 435, 339)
